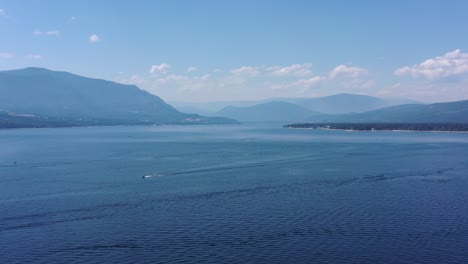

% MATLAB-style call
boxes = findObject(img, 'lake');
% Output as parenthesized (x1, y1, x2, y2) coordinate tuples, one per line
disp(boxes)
(1, 124, 468, 263)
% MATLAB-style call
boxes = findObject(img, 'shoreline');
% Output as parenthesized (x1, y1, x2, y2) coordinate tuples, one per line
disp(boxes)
(285, 127, 468, 134)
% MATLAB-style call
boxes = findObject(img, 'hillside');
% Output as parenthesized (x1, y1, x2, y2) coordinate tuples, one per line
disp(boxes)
(172, 93, 417, 116)
(347, 100, 468, 123)
(216, 102, 317, 122)
(282, 93, 415, 114)
(0, 68, 237, 127)
(307, 100, 468, 123)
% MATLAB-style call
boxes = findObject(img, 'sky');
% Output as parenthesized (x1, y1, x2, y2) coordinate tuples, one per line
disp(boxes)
(1, 0, 468, 103)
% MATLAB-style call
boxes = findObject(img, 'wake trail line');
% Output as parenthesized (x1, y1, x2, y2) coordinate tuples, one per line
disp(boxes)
(142, 153, 330, 179)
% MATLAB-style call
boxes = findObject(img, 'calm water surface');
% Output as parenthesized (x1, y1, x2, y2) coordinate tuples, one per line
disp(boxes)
(1, 124, 468, 263)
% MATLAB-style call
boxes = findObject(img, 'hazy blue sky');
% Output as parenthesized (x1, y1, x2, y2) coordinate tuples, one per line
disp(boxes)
(1, 0, 468, 102)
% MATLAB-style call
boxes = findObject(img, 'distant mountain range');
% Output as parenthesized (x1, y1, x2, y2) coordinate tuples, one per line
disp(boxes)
(171, 100, 261, 116)
(216, 102, 318, 123)
(211, 94, 468, 124)
(0, 68, 237, 128)
(316, 100, 468, 123)
(278, 93, 418, 114)
(2, 67, 467, 128)
(171, 93, 418, 116)
(210, 94, 425, 123)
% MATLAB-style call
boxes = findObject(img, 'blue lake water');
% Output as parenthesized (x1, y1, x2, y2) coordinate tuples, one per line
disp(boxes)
(1, 124, 468, 263)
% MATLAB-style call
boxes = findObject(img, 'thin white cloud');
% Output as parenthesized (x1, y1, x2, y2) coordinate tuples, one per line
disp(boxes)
(329, 65, 368, 79)
(341, 79, 375, 90)
(131, 62, 381, 100)
(46, 30, 60, 36)
(0, 52, 13, 59)
(117, 74, 148, 86)
(199, 74, 211, 81)
(267, 63, 313, 76)
(26, 54, 42, 60)
(149, 63, 171, 75)
(270, 76, 324, 90)
(395, 49, 468, 80)
(187, 67, 198, 72)
(89, 34, 100, 43)
(231, 66, 261, 77)
(156, 74, 188, 83)
(154, 74, 217, 94)
(33, 30, 60, 36)
(297, 76, 324, 87)
(70, 16, 76, 21)
(377, 83, 401, 97)
(129, 75, 147, 85)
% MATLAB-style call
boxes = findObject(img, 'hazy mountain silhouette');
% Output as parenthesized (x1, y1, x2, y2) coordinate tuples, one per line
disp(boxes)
(213, 95, 468, 123)
(216, 102, 318, 122)
(172, 93, 418, 116)
(0, 67, 237, 127)
(315, 100, 468, 123)
(282, 93, 415, 114)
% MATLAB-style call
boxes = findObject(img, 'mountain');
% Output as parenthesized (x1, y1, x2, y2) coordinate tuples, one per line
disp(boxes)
(0, 67, 237, 127)
(169, 105, 215, 117)
(170, 100, 262, 115)
(281, 93, 413, 114)
(211, 94, 424, 123)
(307, 100, 468, 123)
(171, 93, 419, 116)
(216, 102, 318, 122)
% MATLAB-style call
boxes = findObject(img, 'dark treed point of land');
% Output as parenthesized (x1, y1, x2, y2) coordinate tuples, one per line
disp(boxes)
(283, 123, 468, 132)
